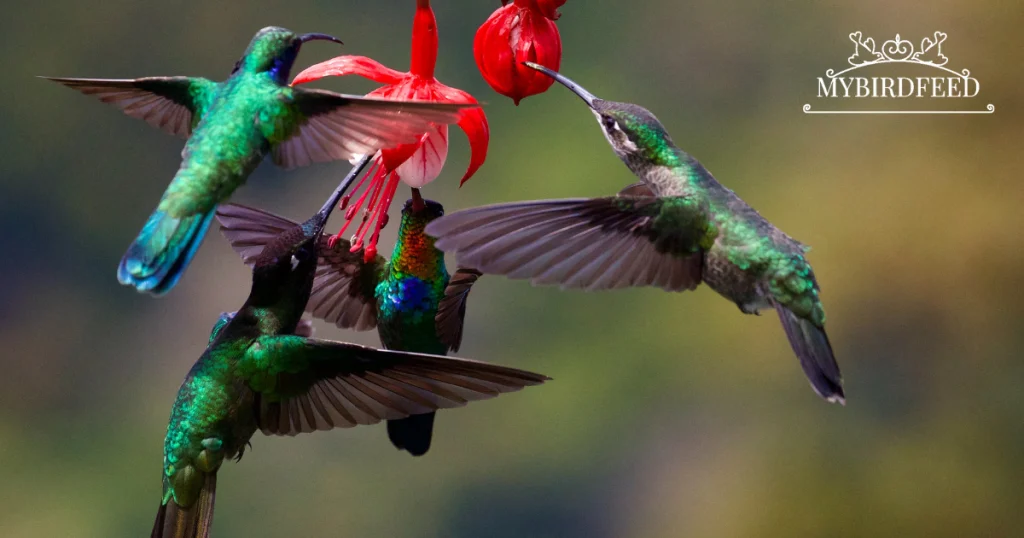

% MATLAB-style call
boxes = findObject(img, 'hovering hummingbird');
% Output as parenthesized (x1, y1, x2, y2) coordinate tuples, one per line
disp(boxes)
(152, 161, 547, 538)
(425, 63, 844, 404)
(216, 187, 483, 456)
(44, 26, 473, 296)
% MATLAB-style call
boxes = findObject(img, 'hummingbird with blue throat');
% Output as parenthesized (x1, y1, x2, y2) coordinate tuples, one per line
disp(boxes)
(44, 26, 474, 296)
(217, 186, 484, 456)
(425, 63, 844, 404)
(152, 159, 547, 538)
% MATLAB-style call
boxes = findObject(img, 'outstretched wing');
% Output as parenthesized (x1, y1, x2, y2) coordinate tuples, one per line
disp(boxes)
(215, 204, 297, 264)
(43, 76, 216, 138)
(308, 238, 384, 331)
(272, 88, 475, 169)
(435, 268, 482, 352)
(240, 335, 549, 436)
(426, 195, 708, 292)
(215, 203, 384, 331)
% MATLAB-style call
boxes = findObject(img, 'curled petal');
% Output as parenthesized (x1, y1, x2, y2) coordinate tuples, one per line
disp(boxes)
(292, 56, 406, 86)
(396, 126, 449, 188)
(432, 85, 489, 185)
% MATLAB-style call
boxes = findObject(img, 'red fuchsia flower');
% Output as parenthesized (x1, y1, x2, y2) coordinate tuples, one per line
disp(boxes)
(292, 0, 489, 261)
(474, 0, 566, 105)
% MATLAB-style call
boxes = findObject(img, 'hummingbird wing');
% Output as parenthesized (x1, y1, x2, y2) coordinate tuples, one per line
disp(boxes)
(215, 204, 298, 265)
(42, 76, 215, 138)
(272, 88, 474, 169)
(617, 182, 657, 197)
(241, 335, 548, 436)
(309, 237, 385, 331)
(426, 196, 707, 292)
(435, 268, 483, 353)
(215, 203, 385, 331)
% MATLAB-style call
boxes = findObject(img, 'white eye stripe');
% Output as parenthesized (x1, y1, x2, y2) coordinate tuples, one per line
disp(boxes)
(290, 255, 300, 270)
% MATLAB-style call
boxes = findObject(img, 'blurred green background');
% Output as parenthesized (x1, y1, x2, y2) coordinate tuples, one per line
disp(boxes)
(2, 1, 1022, 536)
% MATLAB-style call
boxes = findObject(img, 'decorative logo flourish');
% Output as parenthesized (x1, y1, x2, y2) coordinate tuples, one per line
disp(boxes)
(805, 31, 994, 115)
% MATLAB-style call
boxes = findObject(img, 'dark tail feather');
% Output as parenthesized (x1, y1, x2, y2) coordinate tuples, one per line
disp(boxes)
(151, 473, 217, 538)
(772, 301, 845, 404)
(118, 208, 215, 296)
(387, 412, 436, 456)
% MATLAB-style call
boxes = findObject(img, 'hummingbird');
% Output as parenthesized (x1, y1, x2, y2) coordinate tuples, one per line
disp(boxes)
(424, 63, 844, 404)
(152, 161, 547, 538)
(216, 187, 483, 456)
(44, 26, 473, 296)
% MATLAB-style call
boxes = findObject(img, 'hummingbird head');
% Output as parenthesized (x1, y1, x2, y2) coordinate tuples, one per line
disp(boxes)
(249, 223, 320, 302)
(235, 26, 343, 84)
(524, 62, 677, 170)
(246, 156, 370, 310)
(403, 188, 445, 220)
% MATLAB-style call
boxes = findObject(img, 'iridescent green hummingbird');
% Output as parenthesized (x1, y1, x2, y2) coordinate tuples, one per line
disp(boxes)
(425, 63, 844, 404)
(43, 26, 472, 296)
(216, 187, 483, 456)
(153, 161, 547, 538)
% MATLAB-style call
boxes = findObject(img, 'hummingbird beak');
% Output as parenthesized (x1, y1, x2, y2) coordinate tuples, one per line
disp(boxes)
(298, 33, 344, 46)
(523, 62, 598, 108)
(312, 155, 372, 235)
(410, 188, 426, 213)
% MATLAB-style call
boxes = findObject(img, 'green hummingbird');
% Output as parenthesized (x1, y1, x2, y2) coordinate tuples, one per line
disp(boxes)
(153, 161, 547, 538)
(43, 26, 472, 296)
(425, 63, 844, 404)
(216, 187, 484, 456)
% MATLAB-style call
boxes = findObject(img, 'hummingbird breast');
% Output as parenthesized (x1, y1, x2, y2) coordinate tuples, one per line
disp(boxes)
(375, 274, 449, 354)
(164, 349, 259, 484)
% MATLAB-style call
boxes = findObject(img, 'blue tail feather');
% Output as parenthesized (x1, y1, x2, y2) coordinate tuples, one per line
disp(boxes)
(118, 208, 215, 296)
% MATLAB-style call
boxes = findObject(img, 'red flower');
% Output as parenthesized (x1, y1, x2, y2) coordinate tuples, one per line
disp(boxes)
(474, 0, 566, 105)
(292, 0, 489, 262)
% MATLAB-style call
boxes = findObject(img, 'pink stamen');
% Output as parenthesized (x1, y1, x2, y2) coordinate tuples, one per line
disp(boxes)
(336, 161, 377, 238)
(338, 161, 380, 238)
(365, 174, 402, 262)
(350, 168, 389, 252)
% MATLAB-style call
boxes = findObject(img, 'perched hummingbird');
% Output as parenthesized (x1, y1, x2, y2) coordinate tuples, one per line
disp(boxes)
(152, 162, 547, 538)
(216, 187, 483, 456)
(44, 26, 473, 296)
(425, 63, 844, 404)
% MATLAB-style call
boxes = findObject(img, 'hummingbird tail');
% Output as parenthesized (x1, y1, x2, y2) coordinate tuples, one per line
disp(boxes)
(772, 301, 845, 405)
(151, 473, 217, 538)
(118, 208, 215, 295)
(387, 412, 436, 457)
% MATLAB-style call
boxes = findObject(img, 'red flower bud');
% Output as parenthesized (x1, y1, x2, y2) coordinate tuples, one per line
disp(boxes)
(474, 0, 565, 105)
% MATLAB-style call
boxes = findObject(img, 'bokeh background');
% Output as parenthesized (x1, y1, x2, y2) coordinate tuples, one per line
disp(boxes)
(2, 1, 1022, 536)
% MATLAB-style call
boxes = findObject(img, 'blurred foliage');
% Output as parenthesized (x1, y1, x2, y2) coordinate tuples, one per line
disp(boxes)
(1, 1, 1022, 537)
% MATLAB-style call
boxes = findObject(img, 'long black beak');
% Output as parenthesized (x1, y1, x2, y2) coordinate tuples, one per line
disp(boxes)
(299, 33, 344, 46)
(523, 62, 599, 108)
(312, 155, 372, 235)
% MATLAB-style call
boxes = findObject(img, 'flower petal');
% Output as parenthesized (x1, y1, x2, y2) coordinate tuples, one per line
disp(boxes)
(292, 56, 406, 86)
(396, 126, 449, 188)
(434, 85, 490, 185)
